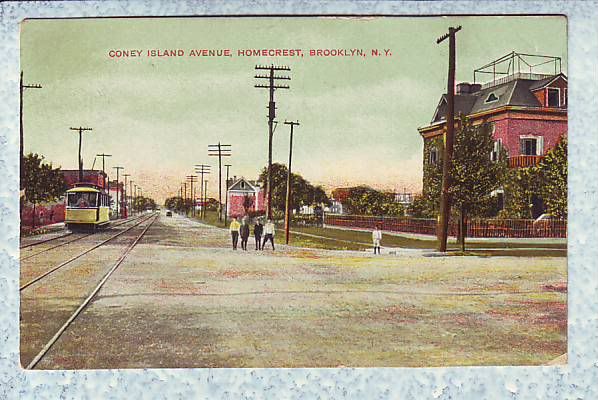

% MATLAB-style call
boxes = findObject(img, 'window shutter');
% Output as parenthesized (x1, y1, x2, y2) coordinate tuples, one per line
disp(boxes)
(519, 138, 525, 155)
(537, 136, 544, 156)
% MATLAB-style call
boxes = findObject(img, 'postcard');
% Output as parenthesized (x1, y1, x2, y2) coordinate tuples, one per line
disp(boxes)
(17, 15, 569, 370)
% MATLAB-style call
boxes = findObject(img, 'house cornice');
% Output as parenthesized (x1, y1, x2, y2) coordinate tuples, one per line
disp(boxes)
(418, 105, 567, 137)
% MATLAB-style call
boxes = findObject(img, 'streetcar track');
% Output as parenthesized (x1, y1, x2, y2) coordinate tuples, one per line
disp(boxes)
(25, 213, 158, 370)
(20, 215, 147, 261)
(19, 214, 146, 249)
(19, 232, 73, 249)
(20, 214, 156, 291)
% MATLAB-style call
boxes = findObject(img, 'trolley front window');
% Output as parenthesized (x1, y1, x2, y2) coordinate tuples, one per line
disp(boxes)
(67, 192, 98, 208)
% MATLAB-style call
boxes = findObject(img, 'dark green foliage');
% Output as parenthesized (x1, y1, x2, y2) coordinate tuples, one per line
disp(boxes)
(133, 196, 156, 211)
(342, 186, 405, 217)
(450, 117, 509, 217)
(411, 119, 508, 220)
(258, 163, 331, 213)
(501, 137, 567, 219)
(538, 136, 567, 218)
(22, 153, 67, 205)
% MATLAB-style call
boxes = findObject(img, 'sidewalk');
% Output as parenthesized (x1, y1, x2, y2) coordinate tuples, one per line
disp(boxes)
(324, 224, 567, 245)
(21, 221, 66, 237)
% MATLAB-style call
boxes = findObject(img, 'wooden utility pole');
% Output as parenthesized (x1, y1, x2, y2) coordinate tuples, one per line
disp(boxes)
(69, 127, 93, 182)
(255, 64, 291, 220)
(195, 164, 211, 218)
(208, 143, 231, 221)
(113, 166, 124, 218)
(436, 25, 462, 252)
(183, 181, 188, 214)
(123, 174, 130, 218)
(20, 71, 42, 190)
(224, 164, 232, 226)
(186, 175, 198, 217)
(96, 153, 112, 189)
(283, 120, 300, 244)
(129, 180, 134, 215)
(204, 180, 209, 217)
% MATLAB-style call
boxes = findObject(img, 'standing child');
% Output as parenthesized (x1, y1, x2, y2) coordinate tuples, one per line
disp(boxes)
(372, 225, 382, 254)
(262, 219, 276, 250)
(240, 217, 250, 251)
(253, 218, 263, 250)
(229, 217, 241, 250)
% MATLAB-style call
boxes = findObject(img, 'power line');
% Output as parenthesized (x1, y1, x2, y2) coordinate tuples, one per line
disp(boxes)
(186, 175, 198, 217)
(208, 142, 232, 221)
(436, 25, 462, 253)
(255, 64, 291, 220)
(20, 71, 42, 190)
(69, 127, 93, 182)
(113, 166, 124, 219)
(224, 164, 232, 226)
(283, 120, 300, 244)
(96, 153, 112, 190)
(194, 164, 211, 219)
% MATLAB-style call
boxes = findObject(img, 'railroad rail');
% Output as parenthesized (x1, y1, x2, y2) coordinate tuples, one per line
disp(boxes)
(25, 212, 158, 369)
(20, 213, 156, 291)
(20, 215, 146, 261)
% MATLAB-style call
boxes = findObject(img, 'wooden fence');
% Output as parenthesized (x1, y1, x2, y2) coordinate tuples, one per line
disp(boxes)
(324, 214, 567, 238)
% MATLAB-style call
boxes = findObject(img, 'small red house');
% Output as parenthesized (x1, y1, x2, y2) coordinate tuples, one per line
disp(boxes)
(226, 178, 265, 218)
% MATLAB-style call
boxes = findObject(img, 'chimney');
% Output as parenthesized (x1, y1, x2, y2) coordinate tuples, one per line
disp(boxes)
(456, 82, 471, 94)
(470, 83, 481, 93)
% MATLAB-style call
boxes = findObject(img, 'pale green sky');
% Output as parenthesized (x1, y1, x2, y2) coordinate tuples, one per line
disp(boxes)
(21, 16, 566, 203)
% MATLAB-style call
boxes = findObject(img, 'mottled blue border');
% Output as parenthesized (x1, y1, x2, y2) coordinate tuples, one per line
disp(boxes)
(1, 1, 597, 399)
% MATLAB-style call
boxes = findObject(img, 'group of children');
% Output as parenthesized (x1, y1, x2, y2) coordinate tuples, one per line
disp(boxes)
(229, 217, 276, 251)
(229, 217, 384, 254)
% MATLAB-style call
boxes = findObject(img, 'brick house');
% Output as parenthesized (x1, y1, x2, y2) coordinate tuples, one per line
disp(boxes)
(418, 52, 567, 217)
(226, 177, 265, 218)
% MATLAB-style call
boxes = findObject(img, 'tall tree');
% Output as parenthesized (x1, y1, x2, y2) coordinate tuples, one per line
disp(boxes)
(449, 117, 509, 250)
(22, 153, 67, 228)
(538, 136, 567, 218)
(258, 163, 330, 214)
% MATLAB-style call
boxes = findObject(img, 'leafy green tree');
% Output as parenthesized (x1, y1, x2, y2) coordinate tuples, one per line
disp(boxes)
(258, 163, 330, 213)
(450, 117, 509, 249)
(22, 153, 67, 228)
(412, 117, 508, 249)
(343, 186, 404, 217)
(133, 196, 157, 212)
(538, 136, 567, 218)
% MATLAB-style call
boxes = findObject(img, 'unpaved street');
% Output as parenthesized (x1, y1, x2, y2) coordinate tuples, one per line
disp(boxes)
(21, 212, 567, 368)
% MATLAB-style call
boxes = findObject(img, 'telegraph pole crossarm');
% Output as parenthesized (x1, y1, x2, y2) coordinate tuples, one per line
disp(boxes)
(436, 25, 462, 253)
(69, 127, 93, 182)
(283, 120, 300, 245)
(208, 143, 231, 221)
(254, 64, 291, 220)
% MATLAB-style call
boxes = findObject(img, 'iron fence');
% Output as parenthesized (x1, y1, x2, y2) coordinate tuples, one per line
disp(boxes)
(324, 214, 567, 238)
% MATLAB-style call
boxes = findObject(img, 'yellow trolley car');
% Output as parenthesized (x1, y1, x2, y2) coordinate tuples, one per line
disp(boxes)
(65, 184, 111, 231)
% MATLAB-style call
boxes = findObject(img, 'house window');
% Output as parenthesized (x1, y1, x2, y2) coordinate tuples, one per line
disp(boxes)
(521, 138, 537, 156)
(240, 181, 245, 189)
(547, 88, 560, 107)
(520, 136, 544, 156)
(490, 139, 502, 162)
(485, 93, 498, 103)
(429, 146, 438, 164)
